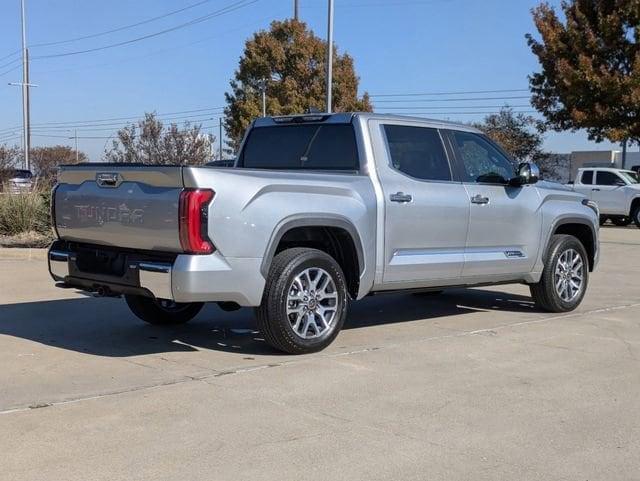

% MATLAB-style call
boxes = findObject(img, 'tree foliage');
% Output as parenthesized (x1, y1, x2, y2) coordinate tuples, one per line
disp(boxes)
(474, 108, 545, 162)
(527, 0, 640, 143)
(31, 145, 87, 179)
(0, 144, 21, 186)
(224, 19, 372, 149)
(475, 107, 567, 181)
(104, 113, 215, 165)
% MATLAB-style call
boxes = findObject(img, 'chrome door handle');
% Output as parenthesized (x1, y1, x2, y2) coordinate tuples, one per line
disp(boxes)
(390, 192, 413, 203)
(470, 194, 490, 205)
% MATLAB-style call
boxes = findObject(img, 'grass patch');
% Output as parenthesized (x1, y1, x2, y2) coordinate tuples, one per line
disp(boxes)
(0, 189, 52, 236)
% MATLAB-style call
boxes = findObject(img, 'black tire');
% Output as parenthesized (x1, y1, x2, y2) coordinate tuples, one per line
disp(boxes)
(125, 295, 203, 325)
(611, 216, 632, 227)
(599, 215, 608, 226)
(530, 234, 589, 313)
(633, 205, 640, 229)
(255, 248, 348, 354)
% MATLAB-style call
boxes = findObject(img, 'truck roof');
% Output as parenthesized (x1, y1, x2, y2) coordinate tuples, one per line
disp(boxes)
(254, 112, 483, 134)
(578, 167, 636, 174)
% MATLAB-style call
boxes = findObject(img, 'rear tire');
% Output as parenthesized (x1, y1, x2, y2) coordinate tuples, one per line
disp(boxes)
(611, 216, 632, 227)
(125, 295, 203, 325)
(530, 235, 589, 313)
(255, 248, 348, 354)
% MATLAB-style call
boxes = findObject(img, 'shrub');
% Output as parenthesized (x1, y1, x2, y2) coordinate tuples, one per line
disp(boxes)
(0, 187, 51, 236)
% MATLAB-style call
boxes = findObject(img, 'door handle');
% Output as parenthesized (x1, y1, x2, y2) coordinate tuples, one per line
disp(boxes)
(390, 192, 413, 203)
(470, 194, 490, 205)
(592, 188, 601, 191)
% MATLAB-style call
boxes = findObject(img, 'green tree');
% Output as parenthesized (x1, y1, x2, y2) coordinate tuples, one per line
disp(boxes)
(527, 0, 640, 143)
(224, 19, 372, 149)
(475, 108, 567, 181)
(0, 144, 20, 186)
(104, 113, 215, 165)
(474, 108, 545, 162)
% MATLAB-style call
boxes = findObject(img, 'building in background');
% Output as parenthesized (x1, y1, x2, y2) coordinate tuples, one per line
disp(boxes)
(569, 150, 640, 180)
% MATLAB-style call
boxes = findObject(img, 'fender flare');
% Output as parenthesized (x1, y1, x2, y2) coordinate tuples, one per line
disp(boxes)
(260, 214, 365, 278)
(544, 216, 598, 269)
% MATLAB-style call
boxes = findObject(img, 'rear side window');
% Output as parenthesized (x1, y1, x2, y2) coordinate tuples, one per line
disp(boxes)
(383, 125, 452, 181)
(239, 124, 359, 170)
(581, 171, 593, 184)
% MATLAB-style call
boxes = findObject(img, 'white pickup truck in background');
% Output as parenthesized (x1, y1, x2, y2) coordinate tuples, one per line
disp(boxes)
(569, 167, 640, 228)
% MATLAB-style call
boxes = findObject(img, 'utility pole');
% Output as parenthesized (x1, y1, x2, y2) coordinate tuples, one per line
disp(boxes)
(325, 0, 334, 113)
(258, 78, 267, 117)
(20, 0, 31, 171)
(218, 118, 223, 160)
(74, 129, 78, 163)
(294, 0, 299, 20)
(622, 139, 628, 169)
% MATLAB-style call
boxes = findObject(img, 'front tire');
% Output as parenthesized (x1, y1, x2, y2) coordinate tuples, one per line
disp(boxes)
(530, 235, 589, 313)
(125, 295, 203, 325)
(633, 205, 640, 229)
(611, 216, 632, 227)
(255, 248, 348, 354)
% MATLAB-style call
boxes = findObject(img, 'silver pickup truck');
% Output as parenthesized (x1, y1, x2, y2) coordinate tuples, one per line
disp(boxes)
(569, 167, 640, 228)
(49, 113, 600, 354)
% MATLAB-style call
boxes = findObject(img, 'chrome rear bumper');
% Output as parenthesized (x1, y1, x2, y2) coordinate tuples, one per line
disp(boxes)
(48, 247, 173, 300)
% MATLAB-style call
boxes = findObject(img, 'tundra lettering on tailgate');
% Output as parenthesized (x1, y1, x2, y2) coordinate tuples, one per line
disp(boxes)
(74, 204, 144, 225)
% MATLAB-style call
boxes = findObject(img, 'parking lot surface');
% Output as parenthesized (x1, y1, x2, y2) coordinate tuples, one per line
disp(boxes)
(0, 227, 639, 481)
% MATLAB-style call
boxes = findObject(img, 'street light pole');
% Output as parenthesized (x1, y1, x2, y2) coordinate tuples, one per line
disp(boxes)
(219, 118, 223, 160)
(20, 0, 31, 171)
(74, 129, 78, 163)
(294, 0, 299, 20)
(325, 0, 334, 113)
(258, 78, 267, 117)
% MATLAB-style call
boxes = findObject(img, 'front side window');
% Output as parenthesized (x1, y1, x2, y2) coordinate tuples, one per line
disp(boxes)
(239, 124, 359, 170)
(383, 125, 451, 181)
(596, 171, 624, 186)
(451, 131, 516, 184)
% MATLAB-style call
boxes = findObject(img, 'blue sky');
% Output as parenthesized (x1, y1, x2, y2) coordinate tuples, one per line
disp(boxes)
(0, 0, 619, 160)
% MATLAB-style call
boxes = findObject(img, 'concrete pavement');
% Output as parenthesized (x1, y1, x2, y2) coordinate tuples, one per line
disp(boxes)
(0, 227, 639, 480)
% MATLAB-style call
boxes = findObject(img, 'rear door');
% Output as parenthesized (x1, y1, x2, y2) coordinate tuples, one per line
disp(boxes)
(446, 130, 543, 279)
(55, 165, 186, 252)
(369, 120, 470, 287)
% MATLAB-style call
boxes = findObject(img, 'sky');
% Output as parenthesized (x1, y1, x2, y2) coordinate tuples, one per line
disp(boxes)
(0, 0, 621, 160)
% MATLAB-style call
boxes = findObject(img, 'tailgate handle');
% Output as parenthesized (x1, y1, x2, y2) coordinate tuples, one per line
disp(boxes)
(96, 173, 120, 188)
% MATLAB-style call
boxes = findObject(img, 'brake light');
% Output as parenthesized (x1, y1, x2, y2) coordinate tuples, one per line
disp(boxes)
(179, 189, 215, 254)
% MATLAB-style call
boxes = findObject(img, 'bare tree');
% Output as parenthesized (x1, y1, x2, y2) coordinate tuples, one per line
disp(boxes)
(104, 113, 215, 165)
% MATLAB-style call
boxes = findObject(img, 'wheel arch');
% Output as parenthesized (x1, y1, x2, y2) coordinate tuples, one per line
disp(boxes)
(261, 215, 365, 299)
(547, 217, 597, 271)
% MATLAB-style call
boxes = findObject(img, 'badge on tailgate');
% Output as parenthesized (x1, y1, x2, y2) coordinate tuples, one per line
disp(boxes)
(96, 172, 121, 188)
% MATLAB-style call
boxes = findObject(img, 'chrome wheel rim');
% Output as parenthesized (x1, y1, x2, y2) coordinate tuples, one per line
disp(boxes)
(286, 267, 339, 340)
(554, 248, 584, 302)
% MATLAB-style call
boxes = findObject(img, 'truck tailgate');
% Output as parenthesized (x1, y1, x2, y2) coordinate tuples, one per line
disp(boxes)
(54, 165, 185, 252)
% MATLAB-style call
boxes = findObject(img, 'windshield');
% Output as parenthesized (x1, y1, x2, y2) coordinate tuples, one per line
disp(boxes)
(239, 124, 359, 170)
(619, 171, 639, 184)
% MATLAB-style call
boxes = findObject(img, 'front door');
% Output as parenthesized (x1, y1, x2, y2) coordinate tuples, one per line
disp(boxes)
(593, 170, 626, 214)
(446, 130, 543, 279)
(370, 121, 470, 287)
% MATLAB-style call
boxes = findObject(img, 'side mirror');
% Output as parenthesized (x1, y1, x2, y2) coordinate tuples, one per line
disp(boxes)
(510, 162, 540, 186)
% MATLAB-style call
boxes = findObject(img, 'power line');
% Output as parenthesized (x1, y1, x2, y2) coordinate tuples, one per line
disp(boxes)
(0, 57, 21, 71)
(378, 110, 537, 116)
(373, 95, 531, 104)
(369, 88, 529, 98)
(0, 49, 20, 62)
(31, 0, 215, 48)
(33, 0, 259, 59)
(0, 64, 21, 78)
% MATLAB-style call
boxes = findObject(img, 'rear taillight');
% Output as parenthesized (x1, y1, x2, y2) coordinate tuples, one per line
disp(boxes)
(179, 189, 215, 254)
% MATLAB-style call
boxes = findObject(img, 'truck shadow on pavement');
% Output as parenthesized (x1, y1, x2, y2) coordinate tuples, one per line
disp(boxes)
(0, 289, 536, 357)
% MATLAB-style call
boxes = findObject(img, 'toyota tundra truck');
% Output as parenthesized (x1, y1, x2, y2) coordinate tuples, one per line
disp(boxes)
(49, 113, 600, 354)
(569, 167, 640, 227)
